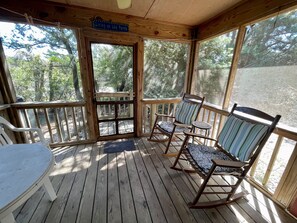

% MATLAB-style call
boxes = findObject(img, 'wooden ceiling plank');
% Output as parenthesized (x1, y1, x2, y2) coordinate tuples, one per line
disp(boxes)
(145, 0, 242, 26)
(51, 0, 155, 18)
(196, 0, 297, 41)
(0, 0, 193, 40)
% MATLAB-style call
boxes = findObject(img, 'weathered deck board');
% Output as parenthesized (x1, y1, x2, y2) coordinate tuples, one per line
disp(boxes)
(92, 142, 108, 223)
(155, 138, 233, 223)
(141, 138, 198, 223)
(76, 144, 100, 223)
(12, 138, 296, 223)
(45, 145, 86, 223)
(125, 149, 152, 223)
(107, 152, 121, 223)
(60, 144, 92, 223)
(136, 140, 183, 223)
(117, 152, 137, 223)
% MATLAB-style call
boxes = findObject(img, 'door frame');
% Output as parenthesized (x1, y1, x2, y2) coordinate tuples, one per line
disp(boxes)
(78, 29, 144, 141)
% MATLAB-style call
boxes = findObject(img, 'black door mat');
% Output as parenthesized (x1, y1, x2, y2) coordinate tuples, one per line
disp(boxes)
(103, 140, 136, 153)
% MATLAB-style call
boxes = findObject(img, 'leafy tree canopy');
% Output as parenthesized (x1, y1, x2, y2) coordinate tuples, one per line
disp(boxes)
(144, 40, 189, 98)
(92, 44, 133, 93)
(239, 10, 297, 67)
(2, 23, 83, 102)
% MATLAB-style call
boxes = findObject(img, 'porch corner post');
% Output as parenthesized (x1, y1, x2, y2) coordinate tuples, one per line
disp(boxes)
(186, 29, 198, 94)
(136, 38, 144, 137)
(0, 38, 24, 142)
(222, 26, 246, 109)
(77, 29, 98, 141)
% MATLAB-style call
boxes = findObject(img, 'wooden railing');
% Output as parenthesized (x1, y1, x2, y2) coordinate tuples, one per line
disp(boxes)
(95, 92, 134, 119)
(141, 98, 181, 134)
(11, 101, 89, 146)
(141, 98, 297, 210)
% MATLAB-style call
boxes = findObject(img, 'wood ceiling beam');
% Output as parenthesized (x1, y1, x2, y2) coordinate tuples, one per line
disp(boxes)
(0, 0, 193, 41)
(196, 0, 297, 41)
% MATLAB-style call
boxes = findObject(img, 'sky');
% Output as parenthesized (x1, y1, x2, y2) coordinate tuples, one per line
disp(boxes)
(0, 21, 57, 57)
(0, 22, 17, 56)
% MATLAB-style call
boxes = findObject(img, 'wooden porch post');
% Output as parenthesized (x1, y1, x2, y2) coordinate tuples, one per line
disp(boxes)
(76, 29, 98, 141)
(136, 39, 144, 137)
(186, 29, 198, 94)
(222, 26, 246, 109)
(0, 38, 24, 142)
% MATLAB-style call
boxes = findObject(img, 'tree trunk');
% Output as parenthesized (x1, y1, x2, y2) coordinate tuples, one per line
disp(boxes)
(34, 67, 44, 101)
(48, 61, 54, 101)
(61, 33, 83, 100)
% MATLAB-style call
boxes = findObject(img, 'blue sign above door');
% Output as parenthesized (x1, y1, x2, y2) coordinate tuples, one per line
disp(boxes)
(92, 18, 129, 32)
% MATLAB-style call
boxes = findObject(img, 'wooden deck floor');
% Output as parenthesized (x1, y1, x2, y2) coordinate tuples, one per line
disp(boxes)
(13, 138, 296, 223)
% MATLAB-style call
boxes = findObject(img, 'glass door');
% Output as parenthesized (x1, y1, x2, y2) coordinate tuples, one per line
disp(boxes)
(91, 43, 135, 137)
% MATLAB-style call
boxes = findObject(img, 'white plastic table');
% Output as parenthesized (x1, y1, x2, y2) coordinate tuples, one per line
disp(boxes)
(0, 144, 57, 223)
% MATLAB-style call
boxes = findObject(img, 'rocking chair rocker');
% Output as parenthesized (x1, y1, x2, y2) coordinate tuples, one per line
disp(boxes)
(171, 104, 281, 208)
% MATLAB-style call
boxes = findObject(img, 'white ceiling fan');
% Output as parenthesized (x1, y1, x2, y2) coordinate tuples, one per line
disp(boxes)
(117, 0, 132, 9)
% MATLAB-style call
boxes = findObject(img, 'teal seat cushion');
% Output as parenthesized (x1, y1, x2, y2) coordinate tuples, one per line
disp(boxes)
(218, 115, 269, 161)
(175, 101, 200, 125)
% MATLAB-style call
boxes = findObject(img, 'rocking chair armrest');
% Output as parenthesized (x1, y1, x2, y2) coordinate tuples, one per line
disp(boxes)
(212, 159, 248, 168)
(183, 131, 217, 141)
(155, 113, 174, 119)
(174, 122, 191, 128)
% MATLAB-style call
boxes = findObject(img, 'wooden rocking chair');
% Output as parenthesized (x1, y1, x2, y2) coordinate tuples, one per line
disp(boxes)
(148, 93, 204, 155)
(171, 104, 281, 208)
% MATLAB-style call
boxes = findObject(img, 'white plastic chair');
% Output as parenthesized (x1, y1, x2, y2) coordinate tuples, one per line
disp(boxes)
(0, 116, 47, 146)
(0, 116, 57, 223)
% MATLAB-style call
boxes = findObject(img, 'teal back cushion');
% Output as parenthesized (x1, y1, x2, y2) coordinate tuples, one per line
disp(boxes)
(175, 101, 200, 125)
(218, 115, 269, 161)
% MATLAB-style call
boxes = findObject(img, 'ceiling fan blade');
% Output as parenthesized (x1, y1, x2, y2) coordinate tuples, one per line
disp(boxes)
(117, 0, 132, 9)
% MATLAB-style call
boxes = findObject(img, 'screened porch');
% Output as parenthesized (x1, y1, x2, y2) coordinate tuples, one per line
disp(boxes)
(1, 0, 297, 222)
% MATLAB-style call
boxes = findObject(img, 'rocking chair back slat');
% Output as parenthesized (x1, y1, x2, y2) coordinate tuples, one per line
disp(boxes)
(217, 115, 269, 161)
(175, 100, 201, 125)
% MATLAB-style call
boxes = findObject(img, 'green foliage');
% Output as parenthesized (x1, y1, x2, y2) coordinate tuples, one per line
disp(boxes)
(199, 35, 234, 69)
(2, 23, 82, 102)
(144, 40, 189, 98)
(7, 52, 79, 101)
(92, 44, 133, 93)
(7, 53, 46, 101)
(196, 31, 237, 105)
(239, 10, 297, 67)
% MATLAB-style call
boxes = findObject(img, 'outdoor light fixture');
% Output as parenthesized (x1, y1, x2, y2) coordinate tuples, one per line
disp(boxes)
(117, 0, 132, 9)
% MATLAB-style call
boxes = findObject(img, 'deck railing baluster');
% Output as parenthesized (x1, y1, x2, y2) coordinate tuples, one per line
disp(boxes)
(262, 135, 283, 186)
(23, 109, 35, 143)
(71, 107, 79, 141)
(63, 107, 71, 141)
(44, 108, 54, 143)
(54, 108, 63, 142)
(81, 106, 87, 139)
